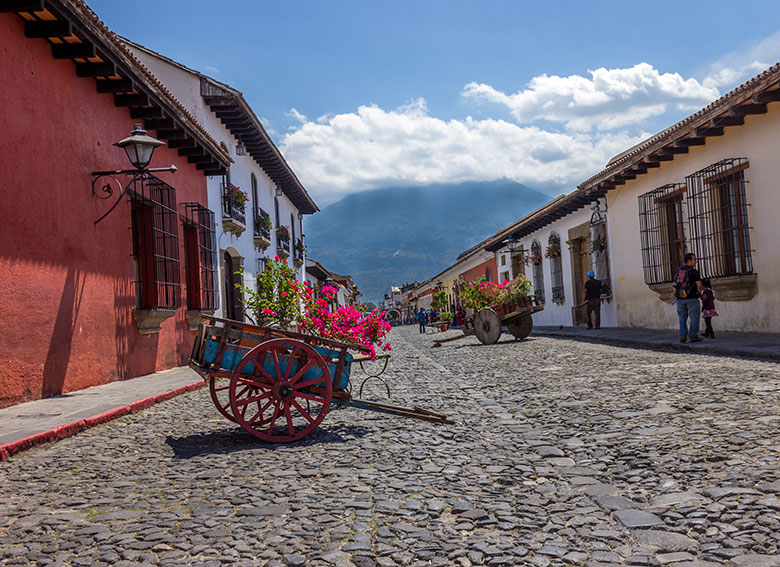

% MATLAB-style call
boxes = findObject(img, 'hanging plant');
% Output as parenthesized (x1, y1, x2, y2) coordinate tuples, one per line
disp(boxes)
(544, 242, 561, 259)
(591, 235, 606, 254)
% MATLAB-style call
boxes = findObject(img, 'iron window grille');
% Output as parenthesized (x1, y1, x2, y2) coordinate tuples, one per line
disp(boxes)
(548, 232, 564, 302)
(129, 174, 181, 310)
(638, 183, 688, 285)
(257, 257, 268, 275)
(222, 182, 246, 226)
(255, 208, 272, 240)
(531, 240, 545, 303)
(182, 203, 219, 311)
(685, 158, 753, 278)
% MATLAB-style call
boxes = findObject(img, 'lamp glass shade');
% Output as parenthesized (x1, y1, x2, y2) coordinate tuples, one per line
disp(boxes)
(275, 186, 283, 196)
(115, 126, 165, 170)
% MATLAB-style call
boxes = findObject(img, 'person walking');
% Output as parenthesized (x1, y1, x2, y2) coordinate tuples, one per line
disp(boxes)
(674, 252, 704, 343)
(417, 307, 427, 334)
(700, 278, 718, 338)
(583, 270, 602, 329)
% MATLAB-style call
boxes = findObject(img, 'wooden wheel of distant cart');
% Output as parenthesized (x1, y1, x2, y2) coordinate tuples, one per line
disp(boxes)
(474, 308, 502, 345)
(229, 338, 332, 443)
(506, 314, 533, 340)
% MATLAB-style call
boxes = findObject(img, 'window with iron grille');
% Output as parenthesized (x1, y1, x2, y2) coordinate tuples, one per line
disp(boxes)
(686, 158, 753, 278)
(531, 240, 545, 303)
(638, 183, 687, 285)
(548, 232, 564, 302)
(182, 203, 219, 311)
(129, 175, 181, 310)
(257, 257, 268, 276)
(511, 245, 525, 278)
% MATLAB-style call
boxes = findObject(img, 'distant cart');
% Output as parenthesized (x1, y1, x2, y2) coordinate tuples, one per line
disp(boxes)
(189, 316, 453, 443)
(433, 296, 544, 347)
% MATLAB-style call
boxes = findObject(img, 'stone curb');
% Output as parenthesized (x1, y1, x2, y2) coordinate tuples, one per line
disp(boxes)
(532, 330, 780, 362)
(0, 380, 206, 462)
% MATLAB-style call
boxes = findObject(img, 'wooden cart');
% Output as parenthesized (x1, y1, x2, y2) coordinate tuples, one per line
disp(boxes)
(189, 316, 452, 443)
(433, 295, 544, 347)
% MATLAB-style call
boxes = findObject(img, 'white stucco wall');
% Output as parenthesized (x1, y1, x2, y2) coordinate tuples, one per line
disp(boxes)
(128, 46, 307, 320)
(503, 207, 618, 328)
(606, 104, 780, 333)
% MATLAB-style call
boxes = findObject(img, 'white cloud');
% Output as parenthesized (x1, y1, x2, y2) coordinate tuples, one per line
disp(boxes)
(462, 63, 719, 131)
(204, 65, 220, 75)
(280, 100, 647, 207)
(701, 30, 780, 89)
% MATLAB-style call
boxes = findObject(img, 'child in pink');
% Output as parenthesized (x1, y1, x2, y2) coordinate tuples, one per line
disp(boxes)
(701, 278, 718, 338)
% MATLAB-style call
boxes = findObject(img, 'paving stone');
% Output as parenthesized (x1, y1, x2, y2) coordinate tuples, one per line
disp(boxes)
(0, 328, 778, 565)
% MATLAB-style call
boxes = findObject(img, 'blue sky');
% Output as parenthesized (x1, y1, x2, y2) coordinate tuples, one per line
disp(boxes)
(90, 1, 780, 205)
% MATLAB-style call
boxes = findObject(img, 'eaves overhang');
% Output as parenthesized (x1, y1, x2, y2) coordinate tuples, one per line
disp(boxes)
(577, 62, 780, 197)
(7, 0, 232, 175)
(199, 79, 319, 214)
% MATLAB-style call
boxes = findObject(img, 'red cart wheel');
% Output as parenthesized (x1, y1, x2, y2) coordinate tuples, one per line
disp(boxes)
(229, 338, 332, 442)
(209, 376, 237, 422)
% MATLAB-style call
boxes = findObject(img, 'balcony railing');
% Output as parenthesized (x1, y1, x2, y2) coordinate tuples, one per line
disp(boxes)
(222, 186, 246, 226)
(276, 232, 290, 256)
(294, 238, 304, 261)
(254, 208, 271, 240)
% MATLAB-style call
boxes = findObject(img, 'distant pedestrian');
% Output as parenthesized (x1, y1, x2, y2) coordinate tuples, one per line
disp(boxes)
(417, 308, 427, 334)
(583, 270, 602, 329)
(673, 252, 703, 343)
(456, 307, 465, 327)
(700, 278, 718, 339)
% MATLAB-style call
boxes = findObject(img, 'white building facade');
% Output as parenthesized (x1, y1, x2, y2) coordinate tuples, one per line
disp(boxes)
(126, 42, 318, 323)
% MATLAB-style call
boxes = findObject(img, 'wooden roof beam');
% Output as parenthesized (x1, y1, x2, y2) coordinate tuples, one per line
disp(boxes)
(178, 146, 206, 157)
(674, 136, 705, 147)
(130, 106, 164, 119)
(51, 42, 95, 60)
(114, 92, 149, 107)
(143, 116, 174, 130)
(196, 161, 220, 171)
(187, 154, 212, 164)
(695, 122, 724, 137)
(76, 61, 116, 77)
(25, 19, 71, 38)
(717, 114, 744, 127)
(657, 146, 689, 156)
(0, 0, 44, 11)
(730, 102, 767, 116)
(168, 137, 197, 149)
(155, 128, 188, 140)
(96, 78, 134, 93)
(753, 88, 780, 103)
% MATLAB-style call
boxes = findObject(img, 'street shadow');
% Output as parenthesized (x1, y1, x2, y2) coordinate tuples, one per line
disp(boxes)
(165, 423, 373, 459)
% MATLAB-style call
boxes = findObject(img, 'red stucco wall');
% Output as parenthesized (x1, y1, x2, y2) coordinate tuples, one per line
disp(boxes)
(460, 258, 499, 285)
(0, 14, 208, 408)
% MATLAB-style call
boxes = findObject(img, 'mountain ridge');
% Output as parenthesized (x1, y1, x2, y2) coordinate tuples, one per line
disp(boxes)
(304, 180, 553, 303)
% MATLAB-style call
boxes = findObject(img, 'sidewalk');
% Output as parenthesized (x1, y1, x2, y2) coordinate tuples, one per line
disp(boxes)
(0, 366, 204, 460)
(533, 325, 780, 361)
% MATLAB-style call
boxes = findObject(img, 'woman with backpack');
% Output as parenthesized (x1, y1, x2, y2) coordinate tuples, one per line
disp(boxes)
(674, 253, 704, 343)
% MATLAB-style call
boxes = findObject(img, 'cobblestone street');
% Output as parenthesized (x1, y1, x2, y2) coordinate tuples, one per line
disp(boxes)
(2, 327, 779, 567)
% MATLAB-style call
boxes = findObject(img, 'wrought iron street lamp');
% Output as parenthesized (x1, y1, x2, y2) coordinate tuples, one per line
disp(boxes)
(91, 124, 177, 224)
(504, 235, 520, 252)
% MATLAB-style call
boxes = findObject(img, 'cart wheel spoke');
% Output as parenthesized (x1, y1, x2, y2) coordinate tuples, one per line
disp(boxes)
(290, 399, 316, 425)
(229, 338, 332, 443)
(295, 391, 326, 404)
(289, 358, 317, 385)
(234, 390, 272, 408)
(284, 348, 301, 380)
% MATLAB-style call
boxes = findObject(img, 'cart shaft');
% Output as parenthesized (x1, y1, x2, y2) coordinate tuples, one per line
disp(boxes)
(344, 398, 454, 424)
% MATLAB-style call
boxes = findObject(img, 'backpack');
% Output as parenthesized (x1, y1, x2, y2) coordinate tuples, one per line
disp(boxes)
(673, 266, 693, 300)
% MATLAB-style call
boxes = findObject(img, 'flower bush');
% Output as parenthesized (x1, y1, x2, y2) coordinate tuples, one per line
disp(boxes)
(256, 213, 273, 238)
(460, 275, 533, 311)
(526, 247, 543, 265)
(237, 257, 391, 359)
(276, 225, 290, 240)
(544, 241, 561, 259)
(225, 184, 249, 209)
(238, 256, 300, 328)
